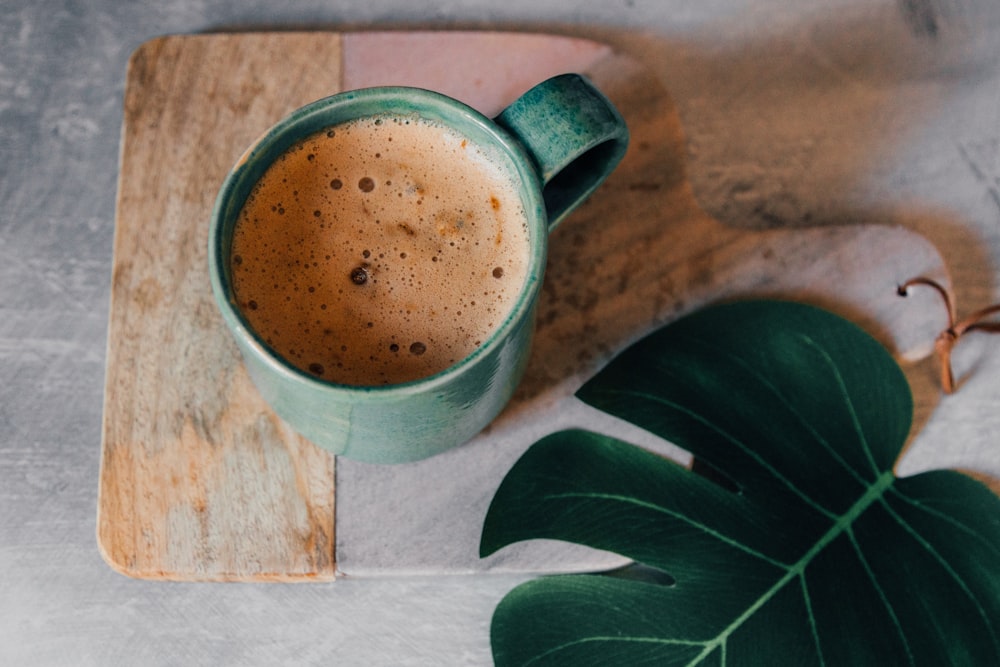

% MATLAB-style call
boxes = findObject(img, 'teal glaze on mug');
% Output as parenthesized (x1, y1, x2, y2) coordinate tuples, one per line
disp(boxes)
(209, 74, 628, 463)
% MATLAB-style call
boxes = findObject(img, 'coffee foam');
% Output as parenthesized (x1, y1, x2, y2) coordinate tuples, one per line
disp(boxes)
(230, 114, 530, 386)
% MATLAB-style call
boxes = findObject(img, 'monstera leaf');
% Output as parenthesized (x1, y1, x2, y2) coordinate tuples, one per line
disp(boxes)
(481, 300, 1000, 666)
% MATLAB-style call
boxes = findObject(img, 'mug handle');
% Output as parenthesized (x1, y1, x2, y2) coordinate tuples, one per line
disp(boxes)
(494, 73, 629, 230)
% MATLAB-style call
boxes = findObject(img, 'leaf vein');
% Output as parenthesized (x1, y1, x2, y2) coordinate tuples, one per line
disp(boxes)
(793, 333, 880, 476)
(522, 635, 707, 667)
(848, 527, 916, 665)
(799, 573, 826, 667)
(602, 387, 838, 522)
(675, 332, 882, 484)
(546, 491, 789, 568)
(881, 496, 1000, 658)
(887, 484, 1000, 559)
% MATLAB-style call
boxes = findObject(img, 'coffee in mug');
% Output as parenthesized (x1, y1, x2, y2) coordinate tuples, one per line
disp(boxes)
(230, 115, 530, 386)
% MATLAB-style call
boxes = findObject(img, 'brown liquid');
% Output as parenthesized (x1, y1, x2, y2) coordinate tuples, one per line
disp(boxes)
(230, 115, 530, 386)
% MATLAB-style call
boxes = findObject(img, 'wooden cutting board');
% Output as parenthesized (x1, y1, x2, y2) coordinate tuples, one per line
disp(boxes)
(98, 31, 949, 581)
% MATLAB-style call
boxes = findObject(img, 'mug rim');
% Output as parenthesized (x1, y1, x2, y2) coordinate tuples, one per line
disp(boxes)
(208, 85, 549, 400)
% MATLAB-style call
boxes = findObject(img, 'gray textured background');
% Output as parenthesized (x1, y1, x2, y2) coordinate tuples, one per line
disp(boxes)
(4, 0, 1000, 664)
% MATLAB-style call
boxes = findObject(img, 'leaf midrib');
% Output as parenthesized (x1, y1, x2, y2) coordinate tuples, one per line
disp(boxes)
(684, 469, 896, 665)
(537, 472, 896, 665)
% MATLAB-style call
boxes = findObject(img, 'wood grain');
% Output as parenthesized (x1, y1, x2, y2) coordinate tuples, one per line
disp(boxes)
(98, 33, 342, 581)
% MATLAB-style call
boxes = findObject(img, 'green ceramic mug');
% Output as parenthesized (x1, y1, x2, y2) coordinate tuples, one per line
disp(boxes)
(209, 74, 628, 463)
